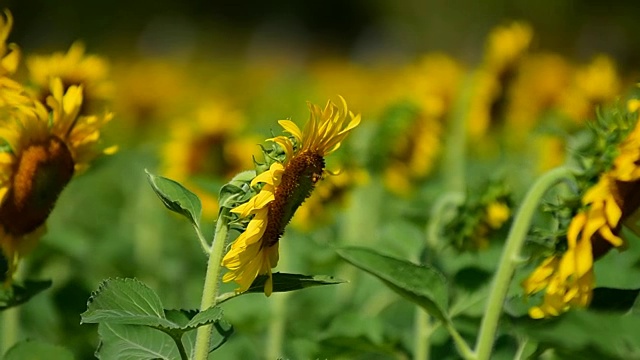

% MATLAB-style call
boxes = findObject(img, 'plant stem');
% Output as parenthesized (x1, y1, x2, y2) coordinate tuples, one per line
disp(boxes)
(415, 74, 474, 360)
(1, 306, 19, 355)
(193, 211, 230, 360)
(169, 332, 189, 360)
(474, 166, 574, 360)
(414, 309, 431, 360)
(266, 238, 290, 359)
(443, 320, 475, 360)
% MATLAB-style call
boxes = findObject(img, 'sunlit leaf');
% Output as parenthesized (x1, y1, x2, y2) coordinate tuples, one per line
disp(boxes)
(96, 323, 181, 360)
(337, 247, 449, 322)
(81, 278, 175, 328)
(5, 340, 74, 360)
(145, 169, 202, 227)
(0, 280, 52, 311)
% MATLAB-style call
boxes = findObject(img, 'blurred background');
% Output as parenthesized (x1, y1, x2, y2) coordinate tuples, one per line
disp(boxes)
(7, 0, 640, 68)
(3, 1, 640, 359)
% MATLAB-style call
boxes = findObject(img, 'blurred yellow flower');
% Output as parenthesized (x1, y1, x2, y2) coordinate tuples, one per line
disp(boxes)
(293, 168, 368, 230)
(506, 54, 572, 134)
(484, 22, 533, 75)
(0, 77, 114, 279)
(222, 97, 360, 295)
(0, 10, 19, 78)
(560, 55, 620, 123)
(523, 103, 640, 318)
(27, 41, 113, 111)
(162, 101, 258, 218)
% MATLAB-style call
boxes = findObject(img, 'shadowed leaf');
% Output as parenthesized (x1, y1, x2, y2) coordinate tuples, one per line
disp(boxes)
(145, 169, 202, 227)
(337, 247, 449, 322)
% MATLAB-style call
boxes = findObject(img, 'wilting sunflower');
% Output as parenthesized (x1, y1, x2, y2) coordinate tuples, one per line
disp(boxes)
(0, 77, 114, 279)
(221, 96, 360, 295)
(522, 100, 640, 318)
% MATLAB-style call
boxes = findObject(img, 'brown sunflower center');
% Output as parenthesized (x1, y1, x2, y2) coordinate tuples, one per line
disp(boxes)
(263, 151, 325, 247)
(0, 136, 75, 236)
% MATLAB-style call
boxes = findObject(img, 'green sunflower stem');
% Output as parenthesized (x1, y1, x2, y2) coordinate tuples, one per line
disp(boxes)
(415, 74, 474, 359)
(194, 209, 230, 360)
(474, 166, 575, 360)
(414, 309, 431, 360)
(1, 306, 19, 355)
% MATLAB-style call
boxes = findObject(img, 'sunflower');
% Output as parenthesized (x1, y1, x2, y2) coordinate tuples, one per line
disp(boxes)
(522, 100, 640, 318)
(0, 77, 114, 279)
(27, 41, 113, 113)
(221, 96, 360, 295)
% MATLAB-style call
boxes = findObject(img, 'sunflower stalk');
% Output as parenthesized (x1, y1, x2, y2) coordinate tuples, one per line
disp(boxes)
(415, 74, 474, 359)
(193, 208, 230, 360)
(474, 166, 575, 360)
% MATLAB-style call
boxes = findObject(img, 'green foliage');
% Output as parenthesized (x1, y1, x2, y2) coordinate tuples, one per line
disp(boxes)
(145, 170, 202, 227)
(248, 273, 345, 293)
(0, 280, 52, 311)
(337, 247, 449, 322)
(82, 278, 232, 359)
(4, 340, 74, 360)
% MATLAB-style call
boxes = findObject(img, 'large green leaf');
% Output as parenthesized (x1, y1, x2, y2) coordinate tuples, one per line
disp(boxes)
(145, 170, 202, 227)
(247, 272, 346, 293)
(81, 278, 175, 328)
(96, 322, 181, 360)
(0, 280, 52, 311)
(4, 340, 74, 360)
(337, 247, 449, 322)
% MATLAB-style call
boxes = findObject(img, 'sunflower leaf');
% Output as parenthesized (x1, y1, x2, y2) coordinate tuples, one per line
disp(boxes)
(0, 279, 52, 311)
(246, 273, 346, 294)
(509, 310, 640, 358)
(4, 340, 74, 360)
(145, 169, 202, 227)
(81, 278, 176, 328)
(337, 247, 449, 322)
(96, 322, 181, 360)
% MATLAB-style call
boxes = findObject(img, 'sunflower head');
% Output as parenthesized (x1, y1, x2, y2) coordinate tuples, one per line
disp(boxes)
(0, 76, 114, 280)
(222, 96, 360, 295)
(522, 99, 640, 318)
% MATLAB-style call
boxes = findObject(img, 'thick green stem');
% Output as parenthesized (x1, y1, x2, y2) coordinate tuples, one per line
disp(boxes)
(474, 167, 574, 360)
(266, 238, 290, 359)
(193, 211, 229, 360)
(414, 309, 431, 360)
(1, 306, 19, 355)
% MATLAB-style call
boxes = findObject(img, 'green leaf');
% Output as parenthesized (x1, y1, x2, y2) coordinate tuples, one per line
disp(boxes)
(145, 169, 202, 227)
(589, 287, 640, 312)
(81, 278, 175, 328)
(0, 280, 52, 311)
(96, 323, 181, 360)
(246, 273, 346, 293)
(184, 306, 224, 329)
(511, 310, 640, 358)
(337, 247, 449, 322)
(5, 340, 74, 360)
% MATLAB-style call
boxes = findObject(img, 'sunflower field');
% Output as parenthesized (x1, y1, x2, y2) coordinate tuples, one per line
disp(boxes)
(2, 1, 640, 359)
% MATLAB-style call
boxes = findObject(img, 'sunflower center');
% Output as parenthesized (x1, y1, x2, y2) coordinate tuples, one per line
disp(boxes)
(0, 136, 75, 236)
(264, 151, 325, 247)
